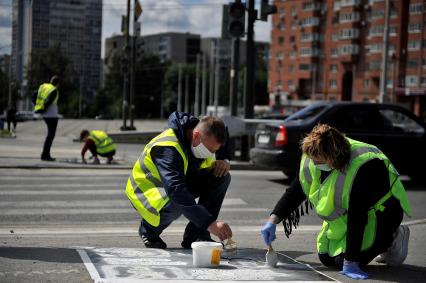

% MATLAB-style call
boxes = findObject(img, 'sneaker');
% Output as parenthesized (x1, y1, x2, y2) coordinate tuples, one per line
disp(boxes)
(140, 234, 167, 249)
(374, 253, 387, 264)
(383, 225, 410, 266)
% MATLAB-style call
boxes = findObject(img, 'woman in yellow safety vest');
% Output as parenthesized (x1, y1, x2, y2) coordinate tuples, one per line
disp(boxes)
(261, 124, 411, 280)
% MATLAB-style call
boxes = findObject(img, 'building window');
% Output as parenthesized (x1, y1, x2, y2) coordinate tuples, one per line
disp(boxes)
(300, 48, 319, 57)
(301, 33, 319, 42)
(332, 33, 339, 42)
(339, 12, 360, 23)
(299, 64, 311, 71)
(339, 28, 360, 39)
(421, 77, 426, 86)
(276, 52, 284, 60)
(340, 0, 361, 8)
(407, 59, 418, 68)
(289, 51, 297, 58)
(390, 7, 397, 18)
(291, 6, 297, 16)
(300, 17, 320, 27)
(291, 19, 298, 29)
(288, 65, 295, 73)
(371, 9, 384, 20)
(329, 80, 337, 89)
(369, 25, 384, 37)
(389, 26, 397, 36)
(302, 2, 321, 11)
(277, 22, 285, 30)
(331, 48, 338, 57)
(369, 43, 382, 53)
(278, 36, 284, 45)
(288, 80, 294, 87)
(330, 64, 338, 72)
(423, 58, 426, 67)
(408, 40, 421, 50)
(363, 79, 370, 89)
(408, 23, 421, 33)
(339, 44, 359, 55)
(409, 3, 424, 14)
(369, 60, 381, 70)
(405, 76, 418, 87)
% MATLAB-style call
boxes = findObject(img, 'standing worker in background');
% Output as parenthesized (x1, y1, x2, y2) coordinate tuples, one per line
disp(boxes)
(261, 124, 411, 280)
(80, 129, 116, 164)
(6, 104, 17, 134)
(34, 75, 60, 161)
(125, 111, 233, 249)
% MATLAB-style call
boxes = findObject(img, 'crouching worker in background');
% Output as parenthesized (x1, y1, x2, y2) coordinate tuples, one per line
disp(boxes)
(125, 111, 233, 249)
(80, 129, 116, 164)
(261, 124, 411, 280)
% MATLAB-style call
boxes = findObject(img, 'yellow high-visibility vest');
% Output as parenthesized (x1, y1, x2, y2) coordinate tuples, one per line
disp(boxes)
(34, 83, 58, 113)
(88, 130, 116, 155)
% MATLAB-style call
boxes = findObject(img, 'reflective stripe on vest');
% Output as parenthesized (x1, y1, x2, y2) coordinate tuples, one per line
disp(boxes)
(301, 143, 386, 221)
(34, 83, 58, 112)
(88, 130, 116, 154)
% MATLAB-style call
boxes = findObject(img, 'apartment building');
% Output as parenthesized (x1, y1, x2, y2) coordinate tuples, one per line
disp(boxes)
(269, 0, 426, 117)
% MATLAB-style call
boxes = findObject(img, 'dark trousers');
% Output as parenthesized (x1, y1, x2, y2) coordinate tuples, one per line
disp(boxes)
(41, 118, 58, 158)
(139, 170, 231, 240)
(318, 196, 403, 269)
(87, 142, 115, 158)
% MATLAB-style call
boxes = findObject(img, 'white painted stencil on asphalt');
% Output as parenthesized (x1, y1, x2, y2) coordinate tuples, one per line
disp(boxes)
(77, 247, 338, 282)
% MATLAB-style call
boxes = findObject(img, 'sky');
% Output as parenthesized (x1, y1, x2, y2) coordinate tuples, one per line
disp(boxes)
(0, 0, 272, 57)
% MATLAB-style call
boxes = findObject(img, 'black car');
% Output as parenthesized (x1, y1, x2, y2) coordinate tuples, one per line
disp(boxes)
(250, 102, 426, 181)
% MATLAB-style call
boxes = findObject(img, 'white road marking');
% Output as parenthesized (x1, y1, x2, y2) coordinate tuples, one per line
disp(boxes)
(0, 225, 322, 235)
(0, 184, 123, 188)
(0, 198, 247, 208)
(76, 249, 101, 282)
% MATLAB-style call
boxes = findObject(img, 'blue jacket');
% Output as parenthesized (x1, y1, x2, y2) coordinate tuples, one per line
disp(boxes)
(150, 111, 231, 229)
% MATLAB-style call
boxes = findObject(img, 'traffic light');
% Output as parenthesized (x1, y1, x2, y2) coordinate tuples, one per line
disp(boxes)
(259, 0, 277, 22)
(228, 1, 246, 38)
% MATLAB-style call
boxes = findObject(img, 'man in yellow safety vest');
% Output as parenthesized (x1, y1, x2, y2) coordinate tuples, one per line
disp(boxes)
(125, 112, 233, 249)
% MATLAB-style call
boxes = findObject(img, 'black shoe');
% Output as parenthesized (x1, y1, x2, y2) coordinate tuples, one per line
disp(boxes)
(181, 236, 216, 249)
(41, 156, 56, 161)
(140, 234, 167, 249)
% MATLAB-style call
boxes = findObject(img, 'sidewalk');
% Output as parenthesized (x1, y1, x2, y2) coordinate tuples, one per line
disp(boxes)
(0, 120, 259, 170)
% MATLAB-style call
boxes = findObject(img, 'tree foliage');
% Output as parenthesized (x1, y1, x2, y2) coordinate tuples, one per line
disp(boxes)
(25, 44, 78, 117)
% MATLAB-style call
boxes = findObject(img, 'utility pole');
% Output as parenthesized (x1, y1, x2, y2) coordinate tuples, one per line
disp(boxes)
(194, 53, 200, 116)
(229, 38, 240, 116)
(379, 0, 390, 103)
(177, 64, 182, 112)
(209, 41, 215, 111)
(214, 43, 220, 116)
(201, 52, 207, 115)
(121, 0, 131, 130)
(184, 74, 189, 113)
(245, 0, 256, 118)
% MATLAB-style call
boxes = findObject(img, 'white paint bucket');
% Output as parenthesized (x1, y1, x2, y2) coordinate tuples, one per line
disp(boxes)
(191, 241, 223, 267)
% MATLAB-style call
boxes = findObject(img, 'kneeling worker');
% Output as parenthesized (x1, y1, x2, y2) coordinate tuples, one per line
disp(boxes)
(261, 124, 411, 280)
(125, 111, 233, 249)
(80, 129, 116, 164)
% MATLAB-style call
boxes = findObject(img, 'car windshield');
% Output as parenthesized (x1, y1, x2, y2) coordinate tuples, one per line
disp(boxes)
(285, 104, 326, 123)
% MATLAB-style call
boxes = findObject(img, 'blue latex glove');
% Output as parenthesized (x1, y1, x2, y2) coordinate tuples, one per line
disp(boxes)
(340, 261, 369, 280)
(261, 221, 276, 246)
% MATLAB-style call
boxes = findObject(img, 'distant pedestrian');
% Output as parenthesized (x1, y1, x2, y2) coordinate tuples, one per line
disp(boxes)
(34, 75, 60, 161)
(6, 105, 17, 134)
(79, 129, 116, 164)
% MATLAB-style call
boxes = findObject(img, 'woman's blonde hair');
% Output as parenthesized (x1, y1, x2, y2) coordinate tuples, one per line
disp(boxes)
(301, 124, 351, 171)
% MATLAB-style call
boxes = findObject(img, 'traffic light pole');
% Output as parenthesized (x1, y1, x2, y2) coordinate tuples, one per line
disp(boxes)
(229, 37, 240, 116)
(121, 0, 130, 131)
(245, 0, 255, 119)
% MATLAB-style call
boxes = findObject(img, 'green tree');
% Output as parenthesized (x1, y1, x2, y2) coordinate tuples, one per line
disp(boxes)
(0, 68, 8, 112)
(26, 44, 78, 117)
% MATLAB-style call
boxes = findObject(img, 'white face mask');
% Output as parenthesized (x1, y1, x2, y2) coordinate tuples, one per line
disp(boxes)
(315, 163, 332, 171)
(191, 141, 214, 159)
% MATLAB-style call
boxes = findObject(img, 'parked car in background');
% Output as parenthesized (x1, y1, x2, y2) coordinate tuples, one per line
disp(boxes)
(15, 111, 41, 122)
(250, 102, 426, 182)
(95, 113, 114, 120)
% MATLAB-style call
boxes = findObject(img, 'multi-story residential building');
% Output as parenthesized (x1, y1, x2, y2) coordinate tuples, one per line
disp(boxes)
(11, 0, 102, 108)
(269, 0, 426, 117)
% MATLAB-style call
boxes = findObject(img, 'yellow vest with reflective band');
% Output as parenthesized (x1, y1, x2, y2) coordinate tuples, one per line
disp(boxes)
(34, 83, 59, 112)
(299, 138, 411, 257)
(88, 130, 116, 155)
(125, 128, 215, 227)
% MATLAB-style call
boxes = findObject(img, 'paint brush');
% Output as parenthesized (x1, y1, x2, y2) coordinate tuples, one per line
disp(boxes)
(223, 237, 237, 252)
(265, 244, 278, 267)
